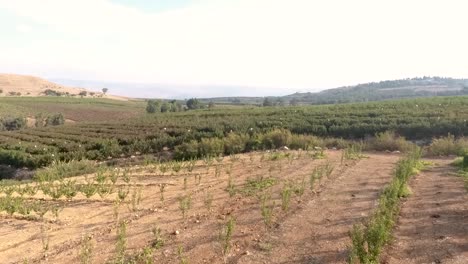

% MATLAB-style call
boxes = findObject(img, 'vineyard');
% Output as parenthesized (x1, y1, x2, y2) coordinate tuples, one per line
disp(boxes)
(0, 95, 467, 263)
(0, 97, 145, 122)
(1, 96, 468, 170)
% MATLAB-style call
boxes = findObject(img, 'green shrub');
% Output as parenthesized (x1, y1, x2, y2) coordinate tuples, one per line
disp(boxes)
(198, 137, 224, 157)
(35, 160, 96, 182)
(224, 133, 248, 154)
(174, 140, 199, 160)
(262, 129, 292, 149)
(1, 117, 27, 131)
(45, 113, 65, 126)
(463, 153, 468, 170)
(366, 131, 413, 152)
(428, 134, 468, 156)
(290, 134, 324, 150)
(98, 139, 122, 158)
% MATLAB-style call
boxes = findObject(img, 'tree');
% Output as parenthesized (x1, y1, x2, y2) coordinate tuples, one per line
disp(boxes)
(160, 102, 170, 113)
(102, 88, 108, 95)
(208, 101, 215, 109)
(186, 98, 201, 110)
(2, 117, 27, 131)
(263, 97, 274, 107)
(146, 100, 161, 113)
(79, 91, 87, 97)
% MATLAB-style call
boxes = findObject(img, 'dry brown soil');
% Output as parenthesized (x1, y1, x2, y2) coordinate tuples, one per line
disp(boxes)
(383, 158, 468, 264)
(1, 152, 466, 264)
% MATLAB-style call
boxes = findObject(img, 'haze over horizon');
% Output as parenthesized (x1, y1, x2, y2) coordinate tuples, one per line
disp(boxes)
(1, 0, 468, 98)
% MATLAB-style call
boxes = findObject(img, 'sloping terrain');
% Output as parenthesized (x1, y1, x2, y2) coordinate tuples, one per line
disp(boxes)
(201, 77, 468, 105)
(0, 74, 90, 97)
(0, 74, 127, 101)
(383, 158, 468, 264)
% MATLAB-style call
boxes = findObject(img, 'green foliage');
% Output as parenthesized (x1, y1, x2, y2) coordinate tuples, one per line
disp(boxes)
(198, 137, 224, 157)
(224, 133, 248, 154)
(2, 96, 468, 169)
(260, 192, 275, 229)
(1, 117, 26, 131)
(240, 177, 277, 196)
(348, 148, 422, 263)
(428, 134, 468, 156)
(45, 113, 65, 126)
(204, 190, 214, 212)
(151, 225, 165, 249)
(262, 129, 292, 149)
(463, 153, 468, 170)
(343, 144, 364, 161)
(174, 140, 199, 160)
(177, 245, 189, 264)
(280, 184, 292, 211)
(220, 217, 236, 257)
(79, 234, 94, 264)
(367, 131, 413, 152)
(146, 100, 161, 113)
(186, 98, 203, 110)
(285, 76, 468, 105)
(115, 221, 127, 264)
(178, 195, 192, 220)
(35, 160, 96, 182)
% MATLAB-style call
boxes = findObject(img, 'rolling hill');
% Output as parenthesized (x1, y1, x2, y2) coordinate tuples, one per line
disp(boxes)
(201, 77, 468, 105)
(284, 77, 468, 105)
(0, 73, 129, 101)
(0, 73, 92, 97)
(0, 74, 145, 123)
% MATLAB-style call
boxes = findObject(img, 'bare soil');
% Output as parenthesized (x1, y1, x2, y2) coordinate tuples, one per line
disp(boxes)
(383, 158, 468, 264)
(1, 152, 466, 264)
(245, 153, 401, 264)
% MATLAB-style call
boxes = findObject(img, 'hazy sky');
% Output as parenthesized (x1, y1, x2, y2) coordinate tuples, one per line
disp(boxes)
(1, 0, 467, 97)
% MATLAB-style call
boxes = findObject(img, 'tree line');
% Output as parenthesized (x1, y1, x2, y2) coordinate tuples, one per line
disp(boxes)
(146, 98, 212, 113)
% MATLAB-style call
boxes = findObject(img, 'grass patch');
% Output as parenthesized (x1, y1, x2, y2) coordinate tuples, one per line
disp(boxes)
(34, 160, 97, 182)
(452, 154, 468, 192)
(240, 177, 278, 196)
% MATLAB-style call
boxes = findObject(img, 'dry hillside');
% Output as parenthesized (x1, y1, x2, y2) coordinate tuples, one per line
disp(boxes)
(0, 74, 127, 100)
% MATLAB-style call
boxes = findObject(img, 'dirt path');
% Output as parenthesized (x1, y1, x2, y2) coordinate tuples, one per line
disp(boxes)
(383, 158, 468, 264)
(245, 153, 401, 264)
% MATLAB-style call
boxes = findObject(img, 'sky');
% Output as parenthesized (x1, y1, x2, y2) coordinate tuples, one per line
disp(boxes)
(1, 0, 468, 98)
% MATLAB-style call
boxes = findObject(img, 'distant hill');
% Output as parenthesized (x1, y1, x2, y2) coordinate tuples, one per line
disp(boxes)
(284, 77, 468, 105)
(0, 74, 127, 100)
(201, 77, 468, 105)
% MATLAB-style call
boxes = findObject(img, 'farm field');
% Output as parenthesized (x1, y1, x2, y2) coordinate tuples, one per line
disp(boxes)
(0, 95, 468, 263)
(3, 1, 468, 263)
(1, 96, 468, 170)
(0, 97, 146, 123)
(0, 150, 466, 264)
(0, 150, 386, 263)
